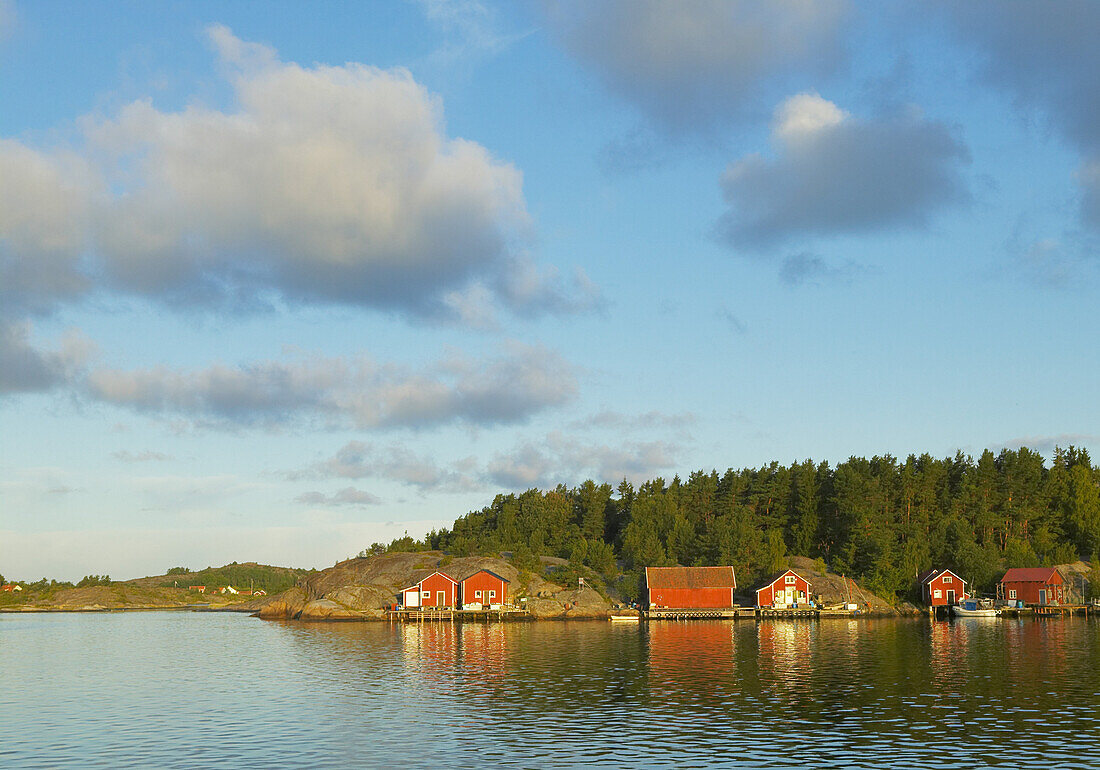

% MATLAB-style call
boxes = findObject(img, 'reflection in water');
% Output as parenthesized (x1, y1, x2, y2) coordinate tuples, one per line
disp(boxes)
(1, 614, 1098, 768)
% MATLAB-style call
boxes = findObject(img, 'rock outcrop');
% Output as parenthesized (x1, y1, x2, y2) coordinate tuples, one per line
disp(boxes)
(253, 552, 615, 621)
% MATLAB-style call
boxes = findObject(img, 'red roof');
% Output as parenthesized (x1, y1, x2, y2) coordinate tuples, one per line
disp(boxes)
(645, 566, 737, 590)
(1001, 567, 1060, 583)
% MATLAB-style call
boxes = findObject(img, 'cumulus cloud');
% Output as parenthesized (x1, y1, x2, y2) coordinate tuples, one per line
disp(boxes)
(486, 432, 679, 489)
(85, 343, 575, 430)
(994, 433, 1100, 456)
(304, 441, 476, 493)
(0, 320, 91, 394)
(0, 141, 93, 316)
(545, 0, 849, 132)
(717, 93, 970, 250)
(0, 26, 596, 322)
(942, 2, 1100, 230)
(295, 487, 382, 507)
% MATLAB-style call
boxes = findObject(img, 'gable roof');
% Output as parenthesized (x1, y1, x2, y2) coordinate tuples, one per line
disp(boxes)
(645, 566, 737, 590)
(400, 570, 458, 592)
(1001, 567, 1061, 584)
(918, 568, 966, 586)
(754, 569, 811, 592)
(459, 568, 510, 584)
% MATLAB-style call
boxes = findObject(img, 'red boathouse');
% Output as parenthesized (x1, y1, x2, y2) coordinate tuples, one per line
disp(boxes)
(461, 570, 509, 608)
(643, 566, 737, 610)
(918, 568, 967, 607)
(999, 567, 1065, 605)
(755, 569, 812, 608)
(400, 571, 459, 608)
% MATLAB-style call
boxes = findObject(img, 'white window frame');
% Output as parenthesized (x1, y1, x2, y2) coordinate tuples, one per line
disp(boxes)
(475, 590, 482, 598)
(943, 575, 952, 584)
(933, 589, 942, 599)
(1008, 589, 1017, 600)
(421, 590, 431, 599)
(489, 590, 496, 599)
(784, 575, 796, 585)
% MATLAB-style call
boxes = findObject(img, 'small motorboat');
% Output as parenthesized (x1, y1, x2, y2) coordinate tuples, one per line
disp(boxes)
(951, 598, 1000, 617)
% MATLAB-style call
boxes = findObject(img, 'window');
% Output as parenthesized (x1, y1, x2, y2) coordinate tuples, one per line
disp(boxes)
(475, 590, 482, 598)
(1008, 589, 1017, 600)
(489, 590, 496, 598)
(784, 576, 796, 585)
(943, 575, 952, 583)
(421, 591, 431, 599)
(933, 590, 942, 599)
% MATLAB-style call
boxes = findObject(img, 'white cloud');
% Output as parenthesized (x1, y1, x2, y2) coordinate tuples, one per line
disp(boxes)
(295, 487, 382, 507)
(486, 431, 679, 489)
(85, 343, 576, 430)
(718, 95, 970, 249)
(545, 0, 849, 132)
(0, 141, 93, 315)
(305, 441, 477, 493)
(0, 320, 92, 394)
(942, 2, 1100, 231)
(0, 26, 596, 322)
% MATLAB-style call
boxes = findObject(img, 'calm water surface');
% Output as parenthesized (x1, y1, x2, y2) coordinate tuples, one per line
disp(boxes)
(2, 613, 1098, 768)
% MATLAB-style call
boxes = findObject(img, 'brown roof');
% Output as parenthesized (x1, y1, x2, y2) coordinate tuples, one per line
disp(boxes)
(645, 566, 737, 590)
(1001, 567, 1060, 583)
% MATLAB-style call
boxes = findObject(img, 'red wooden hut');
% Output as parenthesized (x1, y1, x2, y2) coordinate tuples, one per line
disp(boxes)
(998, 567, 1065, 606)
(755, 569, 812, 608)
(400, 571, 458, 608)
(460, 569, 509, 608)
(918, 568, 967, 606)
(643, 566, 737, 610)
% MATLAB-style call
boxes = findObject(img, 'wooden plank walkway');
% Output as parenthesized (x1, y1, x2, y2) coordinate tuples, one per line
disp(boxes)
(387, 607, 529, 622)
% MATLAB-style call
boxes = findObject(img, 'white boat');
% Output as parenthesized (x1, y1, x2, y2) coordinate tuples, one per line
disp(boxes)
(609, 613, 641, 622)
(951, 599, 1000, 617)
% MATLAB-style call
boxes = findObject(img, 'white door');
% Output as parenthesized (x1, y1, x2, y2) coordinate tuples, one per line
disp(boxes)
(405, 589, 420, 607)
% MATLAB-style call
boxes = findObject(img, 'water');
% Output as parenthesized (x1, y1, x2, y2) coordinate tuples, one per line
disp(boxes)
(2, 613, 1098, 768)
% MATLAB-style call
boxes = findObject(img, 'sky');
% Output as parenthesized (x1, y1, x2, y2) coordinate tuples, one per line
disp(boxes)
(2, 0, 1099, 581)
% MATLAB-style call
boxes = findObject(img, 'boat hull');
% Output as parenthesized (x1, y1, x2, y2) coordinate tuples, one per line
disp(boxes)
(951, 605, 999, 617)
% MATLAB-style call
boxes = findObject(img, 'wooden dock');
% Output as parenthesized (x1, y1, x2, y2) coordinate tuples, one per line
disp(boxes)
(387, 607, 529, 623)
(644, 607, 754, 620)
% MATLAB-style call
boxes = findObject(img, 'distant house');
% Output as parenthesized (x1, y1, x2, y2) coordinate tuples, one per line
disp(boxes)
(999, 568, 1065, 605)
(222, 585, 239, 595)
(918, 568, 966, 607)
(2, 584, 22, 592)
(253, 589, 267, 596)
(643, 566, 737, 610)
(400, 571, 459, 608)
(460, 570, 509, 608)
(188, 585, 206, 593)
(755, 569, 812, 609)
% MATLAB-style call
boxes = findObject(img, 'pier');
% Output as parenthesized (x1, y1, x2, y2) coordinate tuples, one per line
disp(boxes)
(387, 607, 529, 622)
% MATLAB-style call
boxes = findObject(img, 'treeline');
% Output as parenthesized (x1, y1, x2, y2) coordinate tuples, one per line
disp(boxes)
(395, 446, 1100, 601)
(158, 563, 310, 594)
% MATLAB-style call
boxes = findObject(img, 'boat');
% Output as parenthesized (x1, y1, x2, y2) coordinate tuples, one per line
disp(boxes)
(951, 598, 1000, 617)
(609, 613, 641, 622)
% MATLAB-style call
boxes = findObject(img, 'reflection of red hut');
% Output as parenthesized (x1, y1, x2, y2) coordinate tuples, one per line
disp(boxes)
(998, 568, 1064, 606)
(400, 571, 459, 608)
(754, 569, 811, 608)
(460, 570, 509, 608)
(918, 568, 966, 606)
(643, 566, 737, 609)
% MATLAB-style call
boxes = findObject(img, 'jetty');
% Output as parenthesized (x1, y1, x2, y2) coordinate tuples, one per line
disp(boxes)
(387, 607, 529, 622)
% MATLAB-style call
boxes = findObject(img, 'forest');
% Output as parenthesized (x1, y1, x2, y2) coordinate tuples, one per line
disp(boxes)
(387, 446, 1100, 602)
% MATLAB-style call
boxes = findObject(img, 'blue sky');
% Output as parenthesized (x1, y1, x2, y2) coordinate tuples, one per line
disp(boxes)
(2, 1, 1098, 581)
